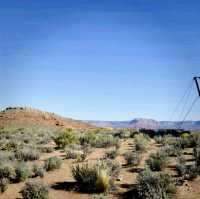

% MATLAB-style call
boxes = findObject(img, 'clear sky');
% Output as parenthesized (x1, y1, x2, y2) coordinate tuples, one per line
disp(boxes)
(0, 0, 200, 121)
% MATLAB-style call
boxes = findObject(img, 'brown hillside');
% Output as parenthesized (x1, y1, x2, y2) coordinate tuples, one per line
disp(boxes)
(0, 107, 92, 129)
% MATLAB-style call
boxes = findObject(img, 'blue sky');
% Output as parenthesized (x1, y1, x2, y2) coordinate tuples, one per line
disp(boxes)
(0, 0, 200, 121)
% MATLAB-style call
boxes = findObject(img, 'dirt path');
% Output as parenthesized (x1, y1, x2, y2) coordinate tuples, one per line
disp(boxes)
(115, 138, 159, 195)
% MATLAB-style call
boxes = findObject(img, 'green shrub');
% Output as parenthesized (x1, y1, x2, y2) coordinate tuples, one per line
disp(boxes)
(161, 145, 181, 157)
(65, 148, 84, 159)
(22, 181, 49, 199)
(105, 160, 121, 178)
(15, 148, 40, 161)
(176, 164, 186, 177)
(0, 178, 8, 193)
(181, 133, 190, 139)
(154, 136, 163, 144)
(44, 157, 62, 171)
(32, 164, 45, 178)
(0, 164, 15, 181)
(0, 151, 15, 162)
(146, 151, 168, 171)
(80, 131, 118, 148)
(93, 135, 118, 148)
(176, 164, 198, 180)
(193, 147, 200, 166)
(135, 134, 148, 152)
(79, 132, 98, 146)
(72, 162, 110, 192)
(15, 163, 30, 182)
(125, 152, 141, 166)
(137, 169, 175, 199)
(114, 129, 131, 139)
(92, 194, 107, 199)
(55, 129, 77, 148)
(39, 146, 54, 153)
(105, 149, 118, 159)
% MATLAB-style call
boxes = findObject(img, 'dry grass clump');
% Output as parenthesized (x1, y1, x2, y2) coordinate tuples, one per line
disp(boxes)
(72, 161, 111, 193)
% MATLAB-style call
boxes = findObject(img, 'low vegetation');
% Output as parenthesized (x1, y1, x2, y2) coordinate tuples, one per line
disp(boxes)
(44, 157, 62, 171)
(72, 161, 110, 192)
(136, 169, 175, 199)
(146, 150, 168, 171)
(15, 163, 30, 182)
(1, 115, 200, 199)
(21, 181, 49, 199)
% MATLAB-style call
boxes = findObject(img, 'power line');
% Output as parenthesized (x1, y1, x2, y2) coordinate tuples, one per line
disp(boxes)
(179, 95, 199, 129)
(178, 83, 194, 121)
(169, 80, 193, 121)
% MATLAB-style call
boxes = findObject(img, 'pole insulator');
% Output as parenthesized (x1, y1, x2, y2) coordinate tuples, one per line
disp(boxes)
(193, 77, 200, 97)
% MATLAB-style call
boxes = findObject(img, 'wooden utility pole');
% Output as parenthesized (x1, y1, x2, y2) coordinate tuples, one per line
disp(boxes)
(194, 77, 200, 97)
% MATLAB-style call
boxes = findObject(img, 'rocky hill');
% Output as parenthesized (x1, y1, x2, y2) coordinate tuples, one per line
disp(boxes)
(0, 107, 92, 129)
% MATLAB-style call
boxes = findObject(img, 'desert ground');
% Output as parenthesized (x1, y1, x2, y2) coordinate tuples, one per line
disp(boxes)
(0, 107, 200, 199)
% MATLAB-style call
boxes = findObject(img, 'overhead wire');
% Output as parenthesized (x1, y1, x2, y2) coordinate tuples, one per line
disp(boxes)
(179, 94, 199, 129)
(169, 80, 193, 121)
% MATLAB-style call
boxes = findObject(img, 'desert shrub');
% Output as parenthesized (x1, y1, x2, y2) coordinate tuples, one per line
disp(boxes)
(181, 133, 190, 139)
(135, 134, 149, 152)
(137, 169, 175, 199)
(161, 145, 181, 157)
(105, 149, 118, 159)
(54, 129, 77, 148)
(1, 140, 20, 151)
(39, 146, 54, 153)
(154, 136, 163, 144)
(22, 181, 49, 199)
(114, 129, 131, 139)
(146, 151, 168, 171)
(15, 148, 40, 161)
(80, 132, 118, 148)
(0, 151, 15, 163)
(66, 144, 82, 150)
(0, 164, 15, 181)
(65, 147, 82, 158)
(92, 194, 107, 199)
(79, 131, 98, 146)
(32, 164, 45, 178)
(176, 164, 186, 177)
(44, 157, 62, 171)
(161, 134, 175, 146)
(186, 165, 198, 180)
(105, 160, 121, 178)
(72, 162, 110, 192)
(187, 134, 200, 148)
(15, 163, 30, 182)
(176, 164, 198, 180)
(125, 152, 141, 166)
(0, 178, 8, 193)
(93, 135, 118, 148)
(193, 147, 200, 166)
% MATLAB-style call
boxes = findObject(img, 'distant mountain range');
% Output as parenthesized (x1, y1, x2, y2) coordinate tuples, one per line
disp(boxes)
(85, 118, 200, 131)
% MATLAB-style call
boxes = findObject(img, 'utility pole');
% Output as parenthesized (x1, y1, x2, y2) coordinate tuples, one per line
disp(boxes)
(194, 77, 200, 97)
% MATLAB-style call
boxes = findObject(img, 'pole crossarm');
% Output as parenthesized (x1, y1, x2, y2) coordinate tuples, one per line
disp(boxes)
(193, 77, 200, 97)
